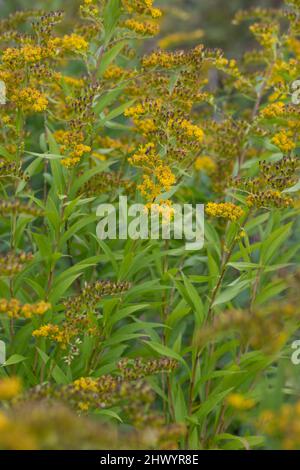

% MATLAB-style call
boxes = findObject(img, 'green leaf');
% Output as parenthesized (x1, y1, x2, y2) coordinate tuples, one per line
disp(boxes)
(103, 0, 121, 44)
(2, 354, 26, 367)
(98, 41, 126, 76)
(213, 280, 250, 307)
(144, 341, 188, 370)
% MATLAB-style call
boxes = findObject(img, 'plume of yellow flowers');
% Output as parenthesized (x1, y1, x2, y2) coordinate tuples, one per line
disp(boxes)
(206, 202, 245, 222)
(11, 87, 48, 113)
(0, 299, 50, 319)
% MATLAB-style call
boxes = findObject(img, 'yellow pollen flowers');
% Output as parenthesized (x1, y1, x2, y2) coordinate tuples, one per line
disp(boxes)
(206, 202, 245, 222)
(32, 323, 74, 348)
(272, 130, 296, 153)
(179, 119, 204, 143)
(124, 19, 159, 36)
(11, 87, 48, 113)
(61, 34, 88, 53)
(0, 298, 50, 319)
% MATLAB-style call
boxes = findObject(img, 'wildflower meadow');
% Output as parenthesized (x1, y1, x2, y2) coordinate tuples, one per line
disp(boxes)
(0, 0, 300, 453)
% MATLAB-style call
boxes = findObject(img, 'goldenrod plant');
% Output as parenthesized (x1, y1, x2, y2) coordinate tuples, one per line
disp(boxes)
(0, 0, 299, 450)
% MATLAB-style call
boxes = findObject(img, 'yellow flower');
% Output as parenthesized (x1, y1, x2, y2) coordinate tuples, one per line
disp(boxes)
(2, 47, 22, 69)
(250, 22, 278, 49)
(194, 156, 216, 174)
(62, 34, 88, 53)
(0, 377, 22, 400)
(11, 87, 48, 113)
(0, 298, 50, 319)
(272, 130, 296, 153)
(260, 102, 285, 118)
(179, 119, 204, 143)
(227, 393, 256, 410)
(78, 402, 90, 411)
(33, 323, 76, 348)
(206, 202, 245, 222)
(22, 45, 43, 63)
(125, 103, 146, 118)
(124, 19, 159, 36)
(73, 377, 98, 392)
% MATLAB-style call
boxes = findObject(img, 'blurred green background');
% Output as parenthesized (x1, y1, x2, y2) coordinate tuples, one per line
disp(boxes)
(0, 0, 284, 55)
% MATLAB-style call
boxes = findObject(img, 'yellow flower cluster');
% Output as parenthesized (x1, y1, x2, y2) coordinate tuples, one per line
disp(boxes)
(124, 19, 159, 36)
(122, 0, 162, 19)
(61, 34, 88, 53)
(214, 57, 243, 81)
(226, 393, 256, 411)
(125, 101, 159, 135)
(32, 323, 74, 348)
(73, 377, 98, 393)
(286, 37, 300, 59)
(129, 142, 159, 167)
(142, 50, 181, 69)
(138, 165, 176, 200)
(11, 87, 48, 113)
(0, 298, 50, 319)
(260, 101, 285, 118)
(247, 189, 294, 209)
(103, 65, 127, 80)
(61, 144, 91, 167)
(135, 118, 156, 135)
(249, 22, 278, 49)
(194, 156, 216, 174)
(206, 202, 245, 222)
(178, 119, 204, 144)
(272, 130, 296, 153)
(270, 59, 298, 85)
(0, 377, 22, 401)
(54, 130, 91, 167)
(125, 103, 147, 118)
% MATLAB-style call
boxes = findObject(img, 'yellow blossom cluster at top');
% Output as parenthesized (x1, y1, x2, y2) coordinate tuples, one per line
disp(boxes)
(2, 44, 56, 68)
(249, 22, 279, 49)
(122, 0, 162, 19)
(11, 87, 48, 113)
(0, 298, 50, 319)
(206, 202, 245, 222)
